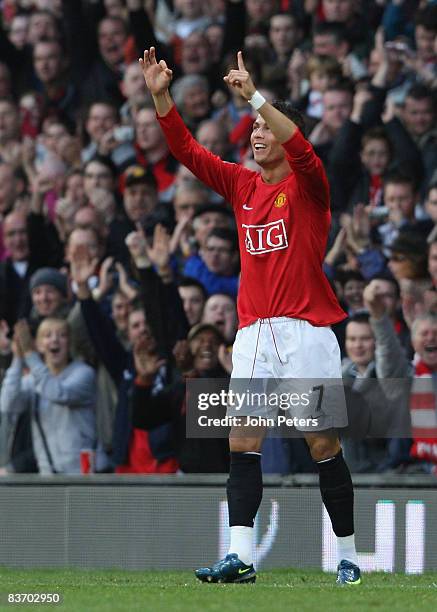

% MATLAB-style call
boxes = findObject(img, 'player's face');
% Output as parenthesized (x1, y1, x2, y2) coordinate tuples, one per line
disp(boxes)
(345, 322, 375, 368)
(412, 319, 437, 369)
(250, 115, 286, 168)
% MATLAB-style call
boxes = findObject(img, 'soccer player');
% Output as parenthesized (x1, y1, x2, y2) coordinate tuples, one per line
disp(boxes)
(140, 47, 361, 586)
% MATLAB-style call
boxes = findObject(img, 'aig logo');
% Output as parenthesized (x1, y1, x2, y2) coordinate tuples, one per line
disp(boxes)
(242, 219, 288, 255)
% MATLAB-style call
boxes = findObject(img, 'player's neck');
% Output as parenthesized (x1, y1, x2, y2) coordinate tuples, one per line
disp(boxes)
(260, 159, 292, 184)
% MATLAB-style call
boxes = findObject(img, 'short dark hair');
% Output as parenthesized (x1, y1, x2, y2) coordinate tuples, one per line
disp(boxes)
(313, 21, 349, 45)
(347, 312, 371, 326)
(383, 170, 416, 191)
(84, 154, 117, 179)
(405, 84, 434, 104)
(272, 100, 306, 137)
(335, 269, 365, 287)
(178, 276, 208, 300)
(206, 227, 238, 251)
(324, 79, 355, 97)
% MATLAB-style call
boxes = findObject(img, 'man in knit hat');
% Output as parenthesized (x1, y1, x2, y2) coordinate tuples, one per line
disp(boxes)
(27, 267, 71, 336)
(29, 267, 69, 319)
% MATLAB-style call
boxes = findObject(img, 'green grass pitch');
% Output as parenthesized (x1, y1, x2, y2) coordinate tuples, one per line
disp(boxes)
(1, 568, 437, 611)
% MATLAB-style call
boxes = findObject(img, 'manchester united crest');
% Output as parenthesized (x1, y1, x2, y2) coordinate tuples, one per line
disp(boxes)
(274, 192, 287, 208)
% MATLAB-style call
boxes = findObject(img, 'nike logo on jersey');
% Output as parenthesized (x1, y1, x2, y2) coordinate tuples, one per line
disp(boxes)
(242, 203, 253, 210)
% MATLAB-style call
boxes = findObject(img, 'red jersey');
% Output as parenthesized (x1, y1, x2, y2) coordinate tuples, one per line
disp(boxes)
(158, 106, 346, 328)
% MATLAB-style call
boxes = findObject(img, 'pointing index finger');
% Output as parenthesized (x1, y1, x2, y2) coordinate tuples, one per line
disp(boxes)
(237, 50, 246, 71)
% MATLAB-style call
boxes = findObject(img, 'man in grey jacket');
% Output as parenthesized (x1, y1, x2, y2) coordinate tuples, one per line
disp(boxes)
(341, 280, 411, 471)
(0, 318, 96, 474)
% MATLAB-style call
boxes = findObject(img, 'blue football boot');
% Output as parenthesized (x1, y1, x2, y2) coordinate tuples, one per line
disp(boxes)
(336, 559, 362, 585)
(195, 553, 256, 584)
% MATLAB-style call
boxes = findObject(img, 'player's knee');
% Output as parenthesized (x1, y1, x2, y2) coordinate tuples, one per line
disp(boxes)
(229, 436, 262, 453)
(307, 437, 340, 462)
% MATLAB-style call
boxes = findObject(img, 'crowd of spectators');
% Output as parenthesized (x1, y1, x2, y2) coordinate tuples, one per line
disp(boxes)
(0, 0, 436, 477)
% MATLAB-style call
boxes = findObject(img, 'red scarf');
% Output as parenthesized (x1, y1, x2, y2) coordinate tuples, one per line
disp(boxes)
(369, 175, 383, 208)
(410, 360, 437, 463)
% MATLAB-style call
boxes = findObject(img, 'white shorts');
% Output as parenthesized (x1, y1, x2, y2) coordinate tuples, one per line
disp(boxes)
(231, 317, 342, 379)
(228, 317, 346, 432)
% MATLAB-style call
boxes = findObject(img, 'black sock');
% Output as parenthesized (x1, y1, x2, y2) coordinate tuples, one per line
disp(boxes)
(316, 449, 354, 537)
(227, 452, 263, 527)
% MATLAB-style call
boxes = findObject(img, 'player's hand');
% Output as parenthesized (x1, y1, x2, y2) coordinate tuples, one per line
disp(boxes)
(363, 280, 386, 320)
(139, 47, 173, 95)
(223, 51, 256, 101)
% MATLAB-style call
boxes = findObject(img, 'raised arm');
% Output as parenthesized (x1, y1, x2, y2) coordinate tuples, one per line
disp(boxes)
(225, 51, 329, 207)
(139, 46, 174, 118)
(224, 51, 297, 144)
(70, 245, 127, 385)
(139, 47, 249, 204)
